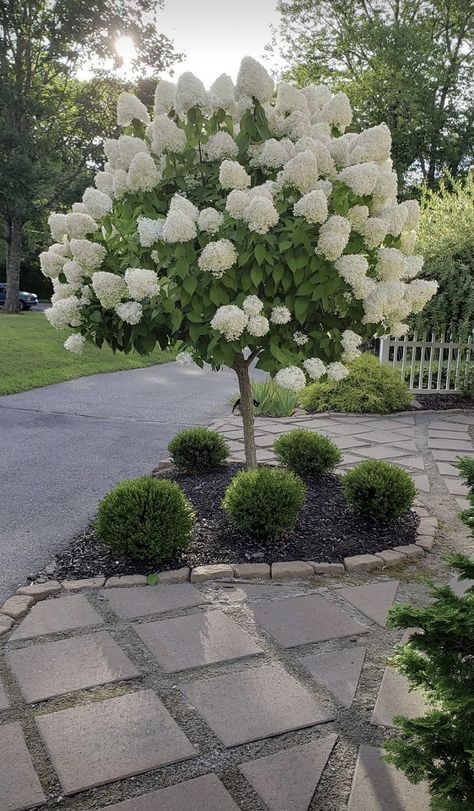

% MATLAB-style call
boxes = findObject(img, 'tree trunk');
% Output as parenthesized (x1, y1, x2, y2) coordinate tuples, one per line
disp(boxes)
(233, 352, 257, 469)
(4, 219, 22, 313)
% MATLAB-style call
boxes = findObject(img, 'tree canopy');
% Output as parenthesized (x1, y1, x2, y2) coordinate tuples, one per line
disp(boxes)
(272, 0, 474, 185)
(0, 0, 181, 310)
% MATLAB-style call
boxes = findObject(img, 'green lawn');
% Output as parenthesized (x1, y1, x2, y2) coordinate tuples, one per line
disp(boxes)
(0, 312, 174, 396)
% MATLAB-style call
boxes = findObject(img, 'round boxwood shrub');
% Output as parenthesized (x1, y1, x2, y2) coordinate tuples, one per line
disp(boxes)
(168, 427, 229, 472)
(96, 476, 195, 561)
(343, 460, 416, 521)
(222, 467, 306, 540)
(273, 428, 342, 477)
(300, 354, 413, 414)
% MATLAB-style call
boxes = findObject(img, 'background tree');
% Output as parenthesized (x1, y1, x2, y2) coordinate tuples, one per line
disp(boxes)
(271, 0, 474, 186)
(40, 57, 437, 466)
(0, 0, 180, 312)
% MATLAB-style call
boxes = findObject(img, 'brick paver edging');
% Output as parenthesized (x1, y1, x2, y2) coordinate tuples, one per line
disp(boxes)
(0, 507, 436, 630)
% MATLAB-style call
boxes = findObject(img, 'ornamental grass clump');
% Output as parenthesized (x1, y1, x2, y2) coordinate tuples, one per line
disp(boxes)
(343, 459, 415, 520)
(273, 428, 341, 477)
(384, 554, 474, 811)
(222, 467, 306, 540)
(168, 427, 229, 472)
(96, 476, 194, 562)
(41, 56, 437, 468)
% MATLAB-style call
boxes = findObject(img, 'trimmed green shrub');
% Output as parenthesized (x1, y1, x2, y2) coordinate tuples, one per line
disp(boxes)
(230, 378, 299, 418)
(300, 354, 412, 414)
(96, 476, 195, 561)
(342, 460, 415, 520)
(455, 456, 474, 489)
(273, 428, 342, 477)
(168, 427, 229, 472)
(384, 554, 474, 810)
(222, 467, 306, 540)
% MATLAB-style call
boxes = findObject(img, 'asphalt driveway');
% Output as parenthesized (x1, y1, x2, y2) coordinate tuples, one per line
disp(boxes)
(0, 362, 243, 602)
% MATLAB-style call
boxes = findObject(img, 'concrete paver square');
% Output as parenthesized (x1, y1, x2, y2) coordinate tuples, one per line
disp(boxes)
(135, 610, 263, 672)
(332, 436, 370, 450)
(431, 448, 474, 462)
(0, 722, 45, 810)
(350, 445, 409, 460)
(36, 689, 196, 795)
(97, 774, 241, 810)
(348, 745, 430, 810)
(393, 455, 425, 471)
(248, 594, 367, 648)
(444, 477, 469, 496)
(428, 437, 472, 451)
(0, 675, 10, 709)
(428, 420, 469, 432)
(371, 667, 427, 728)
(181, 664, 334, 746)
(8, 630, 140, 704)
(353, 431, 410, 444)
(322, 423, 375, 436)
(337, 581, 399, 627)
(412, 474, 430, 492)
(239, 734, 338, 811)
(10, 595, 104, 641)
(428, 430, 472, 441)
(299, 647, 366, 708)
(101, 584, 207, 619)
(436, 461, 461, 476)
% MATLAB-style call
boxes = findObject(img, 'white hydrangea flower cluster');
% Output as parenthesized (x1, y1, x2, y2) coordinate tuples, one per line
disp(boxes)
(115, 301, 143, 325)
(70, 239, 106, 270)
(219, 160, 251, 190)
(197, 208, 224, 234)
(124, 268, 160, 300)
(176, 350, 195, 365)
(341, 330, 362, 362)
(247, 314, 270, 337)
(274, 366, 306, 392)
(137, 217, 164, 247)
(316, 215, 351, 260)
(39, 249, 68, 279)
(149, 115, 186, 155)
(242, 295, 264, 315)
(280, 150, 319, 194)
(91, 272, 127, 309)
(243, 196, 279, 234)
(127, 153, 162, 193)
(82, 187, 112, 220)
(175, 72, 209, 116)
(326, 361, 349, 381)
(204, 132, 238, 161)
(303, 357, 326, 380)
(198, 239, 237, 277)
(210, 304, 248, 341)
(270, 305, 291, 325)
(45, 296, 82, 328)
(293, 331, 308, 346)
(64, 333, 86, 354)
(117, 92, 150, 127)
(293, 190, 328, 225)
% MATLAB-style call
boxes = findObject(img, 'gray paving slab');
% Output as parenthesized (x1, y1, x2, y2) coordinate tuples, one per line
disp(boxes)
(392, 455, 425, 470)
(135, 610, 263, 672)
(10, 594, 104, 641)
(412, 474, 431, 492)
(442, 414, 474, 424)
(331, 436, 370, 450)
(348, 745, 430, 810)
(444, 477, 469, 495)
(298, 646, 366, 708)
(8, 630, 140, 703)
(0, 722, 45, 810)
(337, 581, 399, 627)
(0, 675, 10, 710)
(323, 423, 375, 436)
(428, 420, 470, 432)
(239, 734, 338, 811)
(36, 689, 196, 795)
(204, 582, 287, 602)
(371, 667, 427, 728)
(181, 664, 334, 747)
(97, 774, 241, 810)
(387, 438, 418, 452)
(247, 594, 368, 648)
(428, 430, 473, 441)
(430, 448, 474, 461)
(427, 437, 472, 451)
(350, 445, 410, 460)
(436, 461, 461, 476)
(357, 418, 413, 430)
(353, 430, 410, 444)
(101, 584, 207, 620)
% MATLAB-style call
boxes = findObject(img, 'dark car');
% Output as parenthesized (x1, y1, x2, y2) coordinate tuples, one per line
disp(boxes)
(0, 283, 38, 310)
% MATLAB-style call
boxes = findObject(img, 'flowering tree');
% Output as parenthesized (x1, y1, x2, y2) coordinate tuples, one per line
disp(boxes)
(40, 57, 437, 467)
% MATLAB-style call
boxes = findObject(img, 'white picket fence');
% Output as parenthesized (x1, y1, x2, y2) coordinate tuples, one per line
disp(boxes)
(379, 331, 474, 393)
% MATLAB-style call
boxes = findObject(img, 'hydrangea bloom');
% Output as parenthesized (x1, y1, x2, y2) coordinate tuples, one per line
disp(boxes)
(64, 333, 86, 354)
(235, 56, 273, 104)
(258, 139, 289, 169)
(326, 361, 349, 381)
(198, 239, 237, 277)
(117, 92, 150, 127)
(274, 366, 306, 392)
(154, 80, 176, 115)
(293, 331, 308, 345)
(39, 250, 67, 278)
(175, 72, 208, 115)
(197, 207, 224, 234)
(125, 268, 161, 300)
(150, 115, 186, 155)
(349, 124, 392, 165)
(276, 82, 308, 115)
(169, 194, 199, 222)
(247, 314, 270, 337)
(403, 255, 424, 279)
(95, 171, 114, 196)
(204, 131, 238, 161)
(63, 213, 97, 239)
(225, 189, 250, 219)
(219, 160, 251, 190)
(115, 301, 143, 324)
(242, 295, 264, 316)
(295, 137, 335, 177)
(293, 190, 328, 224)
(339, 162, 380, 196)
(321, 92, 352, 132)
(161, 211, 197, 243)
(281, 150, 319, 194)
(335, 254, 375, 299)
(243, 196, 279, 234)
(137, 217, 164, 247)
(91, 272, 127, 309)
(70, 239, 106, 270)
(360, 217, 389, 248)
(303, 357, 326, 379)
(211, 304, 248, 340)
(315, 215, 351, 260)
(375, 247, 406, 282)
(105, 135, 148, 171)
(341, 330, 362, 362)
(176, 350, 194, 365)
(209, 74, 235, 113)
(270, 305, 292, 325)
(402, 199, 420, 231)
(127, 153, 162, 193)
(45, 296, 82, 328)
(63, 260, 86, 286)
(347, 205, 369, 231)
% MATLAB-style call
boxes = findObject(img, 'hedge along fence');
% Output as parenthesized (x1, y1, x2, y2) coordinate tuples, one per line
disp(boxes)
(379, 331, 474, 393)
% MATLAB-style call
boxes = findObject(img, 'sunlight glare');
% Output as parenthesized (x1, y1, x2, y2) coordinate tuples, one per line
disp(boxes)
(115, 35, 136, 65)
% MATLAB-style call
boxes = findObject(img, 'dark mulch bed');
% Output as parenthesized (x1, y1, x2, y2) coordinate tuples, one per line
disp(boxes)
(412, 393, 473, 411)
(35, 464, 419, 583)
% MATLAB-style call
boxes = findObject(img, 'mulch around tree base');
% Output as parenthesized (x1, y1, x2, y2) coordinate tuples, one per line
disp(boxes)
(413, 393, 473, 410)
(35, 464, 419, 583)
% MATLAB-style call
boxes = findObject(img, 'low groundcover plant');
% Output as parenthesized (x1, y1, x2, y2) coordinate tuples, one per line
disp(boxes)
(40, 56, 437, 466)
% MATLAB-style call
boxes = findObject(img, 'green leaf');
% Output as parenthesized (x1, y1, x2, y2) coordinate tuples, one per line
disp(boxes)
(183, 275, 197, 295)
(255, 243, 266, 266)
(251, 264, 263, 286)
(146, 573, 159, 586)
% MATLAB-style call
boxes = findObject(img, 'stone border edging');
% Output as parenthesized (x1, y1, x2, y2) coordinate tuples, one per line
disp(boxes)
(0, 506, 437, 636)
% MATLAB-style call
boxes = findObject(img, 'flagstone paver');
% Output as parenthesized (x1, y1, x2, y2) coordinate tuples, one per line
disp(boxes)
(181, 664, 334, 746)
(298, 647, 367, 708)
(371, 667, 427, 728)
(239, 734, 338, 811)
(248, 594, 368, 648)
(8, 630, 140, 703)
(337, 581, 399, 627)
(0, 674, 10, 709)
(10, 594, 104, 641)
(101, 583, 207, 619)
(36, 689, 196, 795)
(135, 609, 263, 672)
(348, 745, 431, 810)
(0, 722, 45, 810)
(98, 774, 242, 810)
